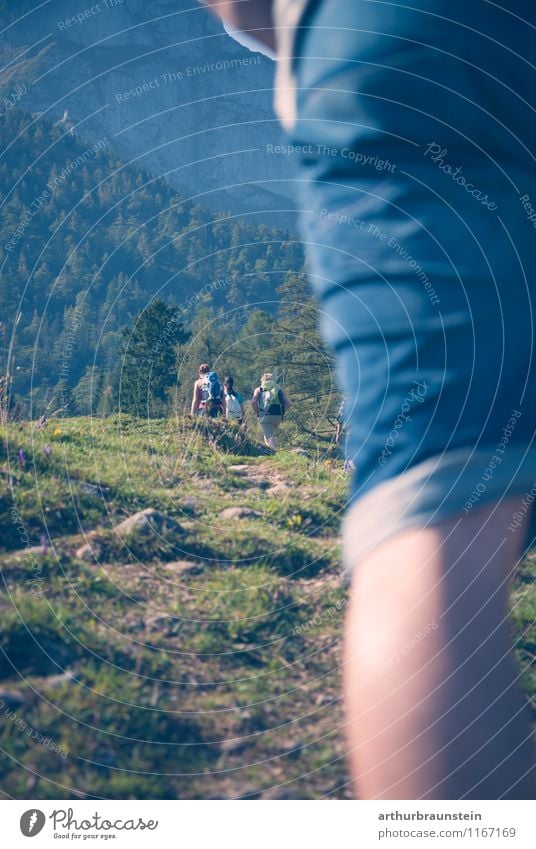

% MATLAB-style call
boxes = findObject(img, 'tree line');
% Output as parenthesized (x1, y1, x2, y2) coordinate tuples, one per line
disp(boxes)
(0, 109, 304, 415)
(96, 267, 339, 441)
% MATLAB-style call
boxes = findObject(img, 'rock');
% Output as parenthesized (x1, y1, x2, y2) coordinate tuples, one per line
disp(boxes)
(79, 482, 108, 496)
(180, 497, 199, 514)
(115, 508, 183, 537)
(75, 510, 183, 561)
(228, 464, 249, 473)
(41, 670, 77, 690)
(219, 507, 262, 520)
(146, 614, 181, 635)
(267, 482, 292, 494)
(75, 541, 102, 562)
(291, 447, 308, 456)
(0, 688, 27, 707)
(219, 737, 245, 753)
(162, 560, 204, 577)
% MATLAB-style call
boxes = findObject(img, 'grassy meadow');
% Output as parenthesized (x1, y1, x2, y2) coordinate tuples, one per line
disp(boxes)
(0, 415, 534, 799)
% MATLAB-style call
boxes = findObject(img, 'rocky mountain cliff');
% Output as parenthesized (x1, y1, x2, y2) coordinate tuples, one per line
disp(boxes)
(0, 0, 295, 221)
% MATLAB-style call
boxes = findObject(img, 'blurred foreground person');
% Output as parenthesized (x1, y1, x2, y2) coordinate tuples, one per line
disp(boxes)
(203, 0, 536, 799)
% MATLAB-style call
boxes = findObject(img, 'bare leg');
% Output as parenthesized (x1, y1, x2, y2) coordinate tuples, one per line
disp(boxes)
(262, 429, 278, 450)
(343, 498, 535, 799)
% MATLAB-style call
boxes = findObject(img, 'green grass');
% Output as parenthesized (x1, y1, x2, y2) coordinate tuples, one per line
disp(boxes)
(0, 415, 534, 799)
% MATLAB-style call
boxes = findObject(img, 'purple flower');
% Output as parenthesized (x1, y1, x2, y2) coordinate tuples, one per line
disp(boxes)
(18, 448, 27, 468)
(43, 443, 52, 458)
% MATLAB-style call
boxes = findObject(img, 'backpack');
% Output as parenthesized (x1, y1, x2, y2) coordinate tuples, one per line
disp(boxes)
(259, 380, 284, 417)
(225, 392, 242, 420)
(202, 372, 222, 405)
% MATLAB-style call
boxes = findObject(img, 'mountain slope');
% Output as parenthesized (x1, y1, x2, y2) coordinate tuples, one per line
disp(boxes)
(0, 0, 295, 220)
(1, 415, 349, 799)
(1, 415, 535, 799)
(0, 108, 303, 409)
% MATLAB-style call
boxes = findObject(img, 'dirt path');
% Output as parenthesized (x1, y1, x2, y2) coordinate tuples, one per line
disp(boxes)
(228, 462, 295, 495)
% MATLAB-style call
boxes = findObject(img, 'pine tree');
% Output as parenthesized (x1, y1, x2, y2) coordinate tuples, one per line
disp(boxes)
(271, 273, 339, 438)
(119, 300, 189, 418)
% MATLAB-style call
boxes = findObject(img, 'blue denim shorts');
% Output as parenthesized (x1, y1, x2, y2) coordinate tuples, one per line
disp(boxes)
(286, 0, 536, 572)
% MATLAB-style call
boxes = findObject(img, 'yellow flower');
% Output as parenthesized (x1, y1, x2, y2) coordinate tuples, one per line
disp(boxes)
(53, 427, 62, 437)
(287, 514, 303, 529)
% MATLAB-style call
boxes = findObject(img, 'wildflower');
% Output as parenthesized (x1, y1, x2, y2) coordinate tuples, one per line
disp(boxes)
(287, 514, 303, 529)
(18, 448, 26, 468)
(43, 443, 52, 458)
(53, 427, 62, 437)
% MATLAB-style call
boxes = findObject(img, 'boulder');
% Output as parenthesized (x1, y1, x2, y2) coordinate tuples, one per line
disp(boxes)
(75, 540, 102, 562)
(219, 507, 262, 520)
(115, 508, 183, 537)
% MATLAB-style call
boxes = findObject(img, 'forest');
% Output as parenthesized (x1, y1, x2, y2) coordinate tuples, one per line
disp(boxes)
(1, 109, 333, 430)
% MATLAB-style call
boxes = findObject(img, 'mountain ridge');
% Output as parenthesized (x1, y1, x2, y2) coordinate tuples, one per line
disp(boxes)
(0, 0, 296, 221)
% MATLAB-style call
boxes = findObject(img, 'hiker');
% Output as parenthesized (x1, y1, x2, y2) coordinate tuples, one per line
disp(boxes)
(204, 1, 536, 800)
(223, 376, 247, 428)
(334, 397, 347, 446)
(251, 372, 289, 450)
(190, 363, 223, 418)
(336, 397, 356, 471)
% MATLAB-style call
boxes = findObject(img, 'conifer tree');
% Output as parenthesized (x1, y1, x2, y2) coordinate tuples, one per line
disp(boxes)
(120, 300, 188, 418)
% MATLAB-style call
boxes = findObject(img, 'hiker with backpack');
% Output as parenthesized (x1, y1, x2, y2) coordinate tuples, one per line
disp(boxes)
(190, 363, 223, 418)
(251, 372, 290, 450)
(334, 397, 347, 446)
(222, 376, 247, 428)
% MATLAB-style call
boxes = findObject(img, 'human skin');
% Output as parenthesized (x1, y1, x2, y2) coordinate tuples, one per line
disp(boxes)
(201, 0, 536, 801)
(343, 497, 535, 799)
(200, 0, 276, 49)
